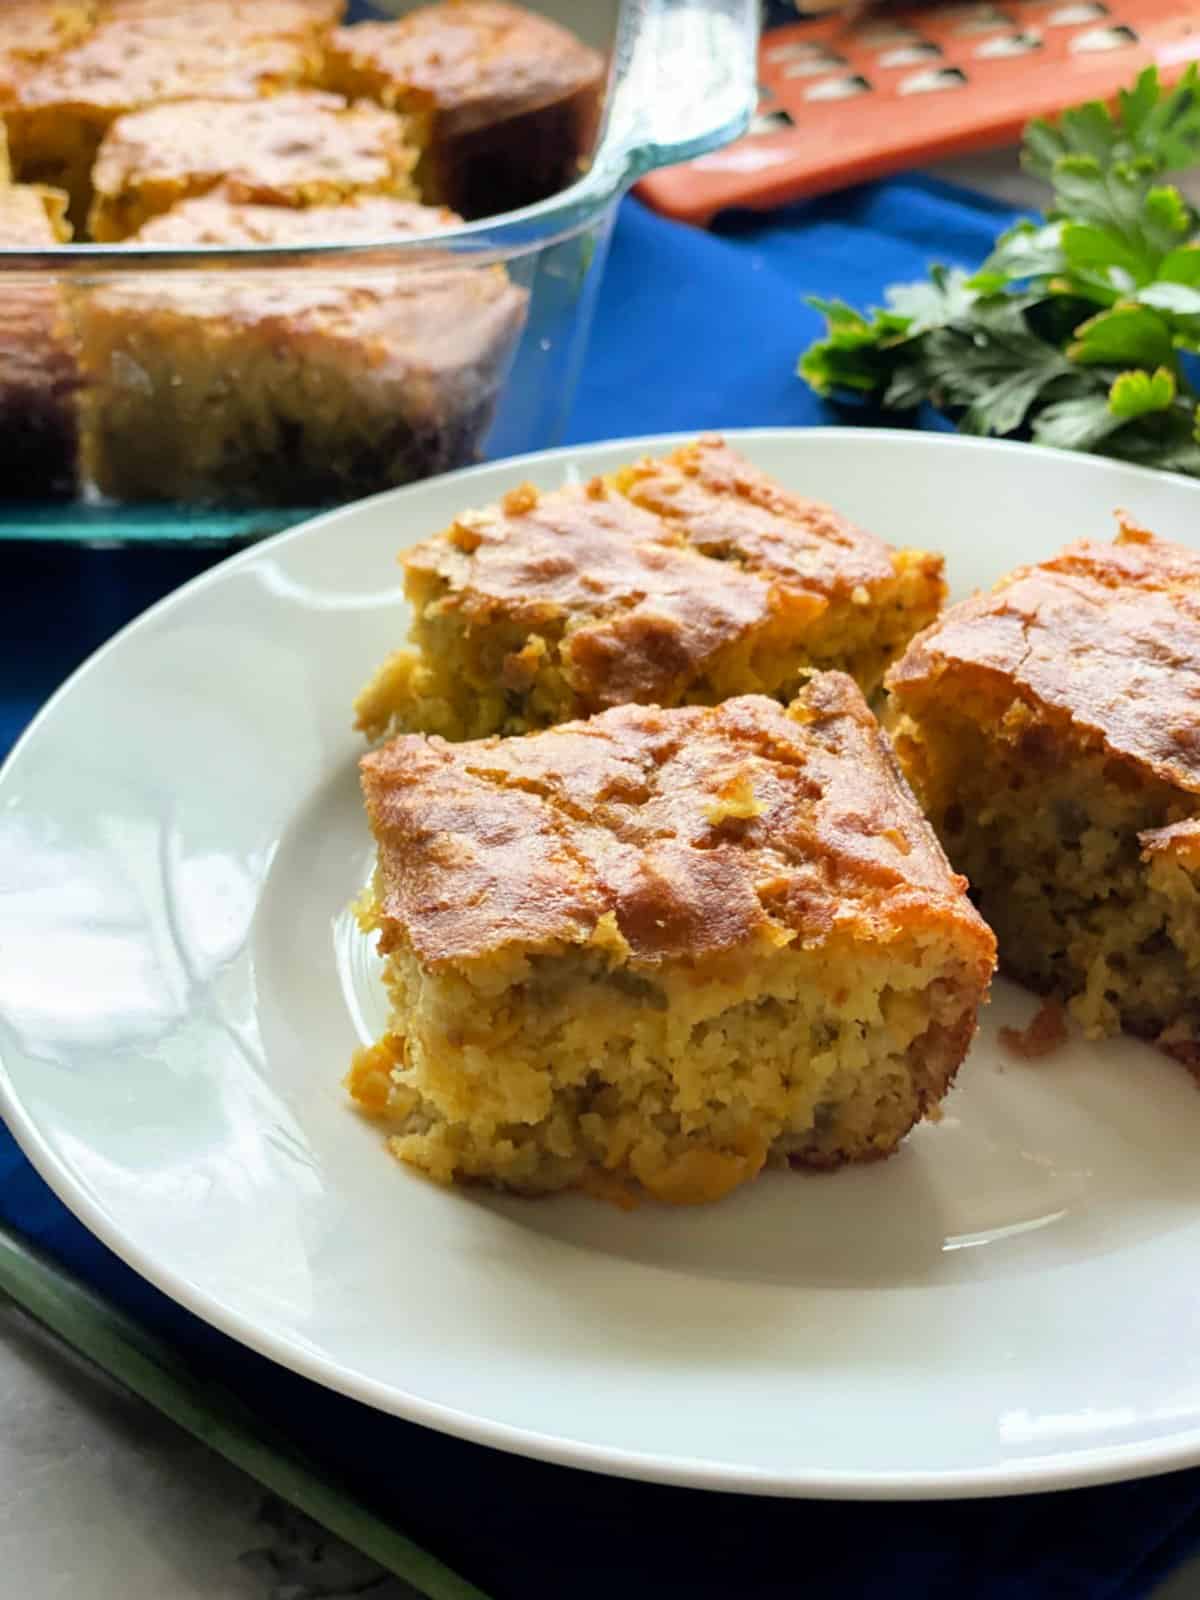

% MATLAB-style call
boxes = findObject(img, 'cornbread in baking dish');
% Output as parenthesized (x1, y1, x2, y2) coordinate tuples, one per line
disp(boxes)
(354, 436, 946, 743)
(0, 181, 78, 498)
(74, 194, 528, 505)
(88, 91, 419, 240)
(887, 522, 1200, 1064)
(324, 0, 604, 218)
(348, 678, 994, 1204)
(6, 14, 321, 225)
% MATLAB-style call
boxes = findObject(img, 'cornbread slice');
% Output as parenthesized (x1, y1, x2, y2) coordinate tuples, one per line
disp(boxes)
(7, 15, 321, 226)
(348, 677, 994, 1204)
(355, 436, 946, 743)
(89, 91, 419, 240)
(0, 181, 78, 498)
(74, 194, 527, 504)
(324, 0, 604, 218)
(887, 521, 1200, 1063)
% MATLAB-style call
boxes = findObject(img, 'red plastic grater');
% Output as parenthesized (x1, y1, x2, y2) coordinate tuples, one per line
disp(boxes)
(636, 0, 1200, 225)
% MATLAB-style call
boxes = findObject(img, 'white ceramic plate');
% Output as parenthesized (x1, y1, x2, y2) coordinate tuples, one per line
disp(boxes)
(5, 429, 1200, 1501)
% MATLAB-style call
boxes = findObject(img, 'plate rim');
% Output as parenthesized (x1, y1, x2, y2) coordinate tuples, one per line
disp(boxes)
(6, 426, 1200, 1502)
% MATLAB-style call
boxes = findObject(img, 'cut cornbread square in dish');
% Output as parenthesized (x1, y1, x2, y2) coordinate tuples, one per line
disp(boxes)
(88, 90, 419, 240)
(7, 17, 321, 226)
(887, 520, 1200, 1064)
(324, 0, 604, 218)
(354, 435, 946, 744)
(74, 194, 527, 505)
(348, 676, 995, 1206)
(0, 181, 78, 498)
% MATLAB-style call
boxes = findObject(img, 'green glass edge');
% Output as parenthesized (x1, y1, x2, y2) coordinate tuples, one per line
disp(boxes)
(0, 503, 326, 546)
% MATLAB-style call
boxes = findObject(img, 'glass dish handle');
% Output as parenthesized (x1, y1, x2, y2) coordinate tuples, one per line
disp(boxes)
(603, 0, 761, 184)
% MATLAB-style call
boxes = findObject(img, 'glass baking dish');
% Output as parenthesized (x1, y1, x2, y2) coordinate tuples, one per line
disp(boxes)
(0, 0, 757, 544)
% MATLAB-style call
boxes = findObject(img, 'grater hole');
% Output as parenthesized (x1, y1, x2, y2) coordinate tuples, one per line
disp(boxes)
(765, 39, 841, 63)
(1070, 22, 1138, 49)
(879, 41, 943, 66)
(952, 7, 1015, 34)
(898, 65, 969, 93)
(976, 29, 1043, 54)
(804, 73, 873, 101)
(782, 50, 850, 77)
(750, 107, 796, 135)
(1047, 2, 1108, 22)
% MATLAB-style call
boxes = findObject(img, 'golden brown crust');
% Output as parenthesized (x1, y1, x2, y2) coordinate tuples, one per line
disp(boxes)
(13, 17, 319, 115)
(887, 526, 1200, 794)
(407, 475, 774, 709)
(131, 188, 458, 244)
(90, 93, 417, 237)
(361, 674, 995, 972)
(326, 1, 604, 139)
(402, 437, 941, 714)
(618, 435, 903, 599)
(80, 256, 525, 371)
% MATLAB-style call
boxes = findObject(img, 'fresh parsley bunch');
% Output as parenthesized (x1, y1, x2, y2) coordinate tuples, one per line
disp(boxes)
(800, 67, 1200, 474)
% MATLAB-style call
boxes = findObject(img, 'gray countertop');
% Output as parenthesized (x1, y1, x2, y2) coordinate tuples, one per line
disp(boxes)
(0, 1304, 422, 1600)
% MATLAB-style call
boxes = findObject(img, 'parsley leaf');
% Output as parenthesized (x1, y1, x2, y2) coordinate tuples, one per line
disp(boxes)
(798, 66, 1200, 476)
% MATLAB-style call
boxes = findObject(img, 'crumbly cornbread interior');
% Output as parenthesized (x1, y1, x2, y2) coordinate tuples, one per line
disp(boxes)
(74, 262, 525, 505)
(349, 911, 988, 1205)
(891, 696, 1200, 1046)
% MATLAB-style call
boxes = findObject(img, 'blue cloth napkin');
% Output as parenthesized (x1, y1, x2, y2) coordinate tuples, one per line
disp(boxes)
(5, 179, 1200, 1599)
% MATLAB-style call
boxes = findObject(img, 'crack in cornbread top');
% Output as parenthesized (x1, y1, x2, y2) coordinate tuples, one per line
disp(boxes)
(408, 475, 774, 707)
(327, 1, 604, 139)
(403, 436, 929, 710)
(361, 674, 992, 970)
(617, 436, 900, 595)
(888, 524, 1200, 794)
(92, 92, 415, 209)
